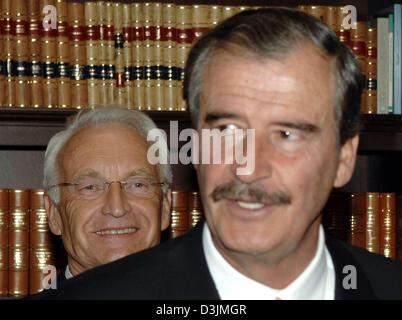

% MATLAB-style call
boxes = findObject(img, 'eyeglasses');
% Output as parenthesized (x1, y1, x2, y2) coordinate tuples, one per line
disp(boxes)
(48, 176, 168, 200)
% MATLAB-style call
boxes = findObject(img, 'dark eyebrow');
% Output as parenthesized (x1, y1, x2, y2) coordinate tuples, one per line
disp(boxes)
(204, 111, 242, 124)
(271, 121, 321, 133)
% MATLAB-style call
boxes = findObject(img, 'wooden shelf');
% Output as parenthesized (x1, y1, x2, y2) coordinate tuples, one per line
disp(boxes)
(0, 108, 401, 151)
(0, 107, 192, 147)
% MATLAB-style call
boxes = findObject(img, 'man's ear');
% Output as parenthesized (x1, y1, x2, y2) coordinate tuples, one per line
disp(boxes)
(44, 194, 62, 236)
(160, 189, 172, 231)
(333, 135, 359, 188)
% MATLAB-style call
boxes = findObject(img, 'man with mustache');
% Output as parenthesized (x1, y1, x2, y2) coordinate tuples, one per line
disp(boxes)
(32, 8, 402, 299)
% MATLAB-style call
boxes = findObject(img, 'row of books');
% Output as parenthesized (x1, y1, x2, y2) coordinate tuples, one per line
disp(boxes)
(0, 1, 391, 114)
(322, 192, 402, 260)
(0, 188, 55, 298)
(374, 4, 402, 115)
(0, 1, 252, 111)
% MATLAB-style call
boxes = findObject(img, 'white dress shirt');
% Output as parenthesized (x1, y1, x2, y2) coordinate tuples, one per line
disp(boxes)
(202, 223, 335, 300)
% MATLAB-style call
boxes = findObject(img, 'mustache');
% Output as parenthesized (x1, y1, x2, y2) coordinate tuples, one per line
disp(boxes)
(211, 180, 292, 205)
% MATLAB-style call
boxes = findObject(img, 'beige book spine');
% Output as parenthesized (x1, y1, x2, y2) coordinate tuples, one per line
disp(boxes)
(56, 0, 70, 108)
(98, 1, 115, 105)
(131, 2, 144, 110)
(85, 1, 100, 108)
(68, 1, 87, 109)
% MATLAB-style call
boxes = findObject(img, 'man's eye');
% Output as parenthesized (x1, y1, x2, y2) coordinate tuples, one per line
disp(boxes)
(126, 180, 150, 189)
(216, 123, 239, 131)
(280, 130, 298, 140)
(80, 184, 101, 191)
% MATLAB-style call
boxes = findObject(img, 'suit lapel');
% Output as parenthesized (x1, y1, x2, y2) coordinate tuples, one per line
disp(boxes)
(325, 235, 378, 300)
(158, 220, 220, 299)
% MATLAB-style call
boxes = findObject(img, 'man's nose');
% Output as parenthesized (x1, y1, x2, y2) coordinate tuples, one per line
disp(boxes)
(101, 182, 131, 218)
(233, 131, 273, 183)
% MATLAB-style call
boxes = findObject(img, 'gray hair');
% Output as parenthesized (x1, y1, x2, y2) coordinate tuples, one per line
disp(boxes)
(43, 106, 173, 204)
(183, 7, 365, 146)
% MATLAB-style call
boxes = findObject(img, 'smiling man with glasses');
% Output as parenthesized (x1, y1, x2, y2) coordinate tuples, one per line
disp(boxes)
(42, 106, 172, 283)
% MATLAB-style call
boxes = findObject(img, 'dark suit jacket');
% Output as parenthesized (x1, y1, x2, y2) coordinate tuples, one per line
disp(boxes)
(31, 221, 402, 300)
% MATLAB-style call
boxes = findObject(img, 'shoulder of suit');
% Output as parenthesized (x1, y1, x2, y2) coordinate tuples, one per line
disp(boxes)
(329, 237, 402, 299)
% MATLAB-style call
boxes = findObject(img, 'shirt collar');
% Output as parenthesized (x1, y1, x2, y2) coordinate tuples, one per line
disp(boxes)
(202, 223, 335, 300)
(65, 265, 74, 280)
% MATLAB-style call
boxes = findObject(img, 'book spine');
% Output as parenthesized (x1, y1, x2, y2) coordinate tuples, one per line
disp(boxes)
(85, 1, 100, 109)
(3, 0, 14, 107)
(8, 189, 29, 297)
(365, 192, 380, 254)
(12, 0, 30, 108)
(393, 5, 401, 115)
(388, 14, 394, 114)
(162, 3, 177, 111)
(27, 0, 43, 108)
(143, 2, 163, 110)
(176, 5, 192, 111)
(131, 2, 144, 110)
(350, 21, 367, 114)
(380, 193, 396, 259)
(221, 6, 240, 20)
(40, 0, 58, 109)
(366, 27, 377, 114)
(377, 17, 389, 114)
(324, 6, 338, 33)
(0, 189, 9, 296)
(321, 192, 349, 242)
(306, 5, 325, 22)
(68, 1, 87, 109)
(56, 0, 70, 108)
(170, 190, 189, 239)
(336, 6, 351, 46)
(188, 191, 203, 230)
(29, 189, 55, 295)
(349, 192, 367, 249)
(153, 2, 163, 110)
(397, 194, 402, 261)
(192, 5, 210, 44)
(122, 3, 133, 108)
(98, 1, 115, 106)
(114, 2, 125, 107)
(0, 1, 4, 107)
